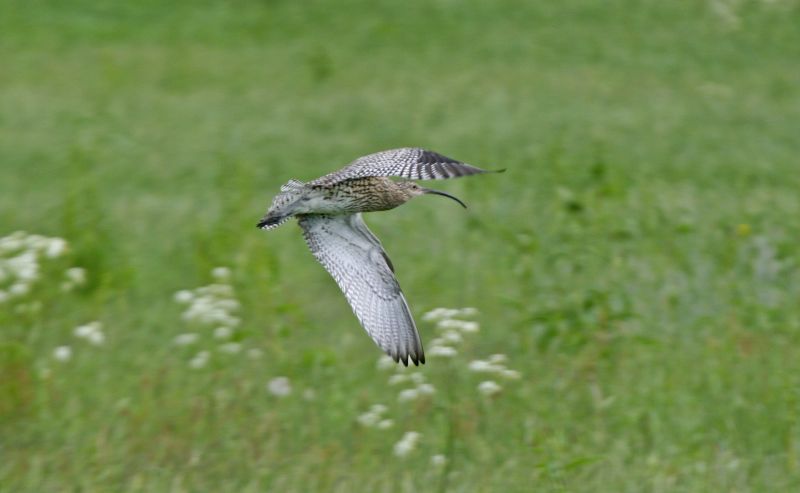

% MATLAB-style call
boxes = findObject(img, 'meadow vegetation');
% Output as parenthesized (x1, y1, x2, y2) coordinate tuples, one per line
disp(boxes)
(1, 0, 799, 491)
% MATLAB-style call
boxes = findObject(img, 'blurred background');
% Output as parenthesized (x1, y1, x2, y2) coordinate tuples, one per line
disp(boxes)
(1, 0, 799, 491)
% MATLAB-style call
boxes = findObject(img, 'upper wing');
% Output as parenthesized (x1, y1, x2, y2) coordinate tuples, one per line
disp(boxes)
(297, 213, 424, 366)
(310, 148, 490, 186)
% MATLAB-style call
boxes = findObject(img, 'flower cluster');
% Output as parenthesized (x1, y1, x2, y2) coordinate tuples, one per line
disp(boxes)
(361, 308, 522, 462)
(393, 431, 421, 457)
(469, 354, 520, 396)
(390, 371, 435, 402)
(0, 231, 83, 304)
(357, 404, 393, 429)
(174, 267, 240, 328)
(174, 267, 247, 369)
(424, 308, 480, 359)
(73, 321, 105, 346)
(266, 376, 292, 397)
(51, 321, 107, 363)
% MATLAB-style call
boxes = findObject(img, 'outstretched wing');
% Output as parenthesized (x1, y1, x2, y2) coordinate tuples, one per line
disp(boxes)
(297, 213, 424, 366)
(310, 147, 490, 186)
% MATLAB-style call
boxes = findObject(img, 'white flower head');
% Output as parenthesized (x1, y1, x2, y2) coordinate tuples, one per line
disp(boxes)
(213, 326, 232, 339)
(174, 290, 194, 304)
(87, 330, 105, 346)
(488, 354, 508, 364)
(189, 351, 210, 369)
(478, 380, 502, 396)
(267, 376, 292, 397)
(218, 342, 242, 354)
(500, 369, 521, 380)
(428, 346, 457, 358)
(431, 454, 447, 467)
(174, 333, 199, 346)
(65, 267, 87, 285)
(9, 283, 30, 297)
(437, 319, 479, 333)
(422, 308, 460, 322)
(45, 238, 68, 258)
(211, 267, 231, 280)
(53, 345, 72, 362)
(468, 360, 496, 373)
(398, 388, 420, 402)
(393, 431, 421, 457)
(416, 383, 436, 395)
(388, 374, 409, 385)
(376, 355, 396, 370)
(441, 330, 463, 344)
(377, 419, 394, 429)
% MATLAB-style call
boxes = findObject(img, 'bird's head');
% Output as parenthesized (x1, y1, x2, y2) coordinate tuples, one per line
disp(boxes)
(398, 181, 467, 208)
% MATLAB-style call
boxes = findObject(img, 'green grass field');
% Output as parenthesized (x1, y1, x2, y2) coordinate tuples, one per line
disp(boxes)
(2, 0, 800, 490)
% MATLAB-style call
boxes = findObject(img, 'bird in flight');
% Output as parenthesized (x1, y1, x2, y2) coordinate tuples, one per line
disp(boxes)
(257, 148, 498, 366)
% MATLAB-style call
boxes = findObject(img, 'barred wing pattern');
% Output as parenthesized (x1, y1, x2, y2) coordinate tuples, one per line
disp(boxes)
(298, 213, 424, 366)
(310, 147, 489, 186)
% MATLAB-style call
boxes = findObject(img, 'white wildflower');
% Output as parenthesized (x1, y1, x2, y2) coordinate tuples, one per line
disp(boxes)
(398, 388, 420, 402)
(174, 290, 194, 303)
(219, 342, 242, 354)
(377, 419, 394, 429)
(441, 330, 463, 344)
(488, 354, 508, 364)
(87, 330, 105, 345)
(9, 283, 30, 297)
(417, 383, 436, 395)
(422, 308, 460, 322)
(388, 374, 409, 385)
(500, 369, 521, 380)
(357, 403, 389, 427)
(431, 454, 447, 467)
(478, 380, 502, 396)
(65, 267, 86, 285)
(53, 346, 72, 362)
(468, 360, 497, 373)
(45, 238, 67, 258)
(267, 376, 292, 397)
(73, 322, 103, 345)
(213, 326, 233, 339)
(357, 410, 381, 427)
(376, 355, 397, 370)
(174, 333, 199, 346)
(428, 346, 457, 358)
(393, 431, 421, 457)
(437, 319, 479, 333)
(409, 372, 426, 384)
(211, 267, 231, 280)
(189, 351, 210, 369)
(370, 404, 387, 414)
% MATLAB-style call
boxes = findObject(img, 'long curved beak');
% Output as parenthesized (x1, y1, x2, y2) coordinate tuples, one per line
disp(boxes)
(422, 187, 467, 208)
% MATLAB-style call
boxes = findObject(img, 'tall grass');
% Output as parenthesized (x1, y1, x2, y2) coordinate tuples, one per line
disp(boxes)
(1, 0, 799, 491)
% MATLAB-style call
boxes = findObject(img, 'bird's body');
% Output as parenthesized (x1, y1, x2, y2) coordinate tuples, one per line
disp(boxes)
(257, 148, 497, 366)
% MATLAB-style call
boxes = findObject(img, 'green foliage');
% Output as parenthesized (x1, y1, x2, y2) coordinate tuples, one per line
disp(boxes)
(1, 0, 800, 491)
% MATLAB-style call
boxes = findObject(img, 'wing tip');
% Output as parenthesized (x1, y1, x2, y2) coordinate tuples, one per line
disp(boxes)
(387, 348, 426, 367)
